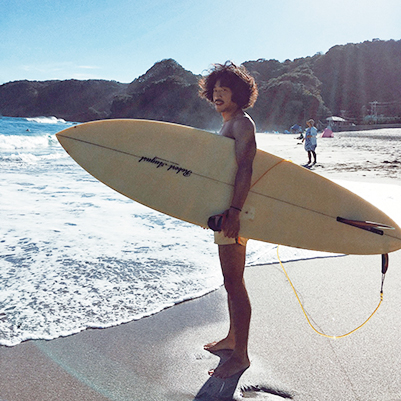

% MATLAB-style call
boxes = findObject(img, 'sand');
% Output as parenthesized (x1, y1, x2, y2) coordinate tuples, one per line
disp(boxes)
(256, 130, 401, 184)
(1, 131, 400, 401)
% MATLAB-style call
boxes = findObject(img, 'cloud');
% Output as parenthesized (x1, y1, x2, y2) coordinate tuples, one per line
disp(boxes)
(78, 65, 101, 70)
(17, 62, 102, 80)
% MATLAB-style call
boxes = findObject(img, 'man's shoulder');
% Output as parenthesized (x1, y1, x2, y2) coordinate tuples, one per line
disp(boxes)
(232, 113, 256, 138)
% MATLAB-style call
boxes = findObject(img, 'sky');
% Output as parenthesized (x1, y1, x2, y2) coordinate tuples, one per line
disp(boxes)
(1, 0, 400, 84)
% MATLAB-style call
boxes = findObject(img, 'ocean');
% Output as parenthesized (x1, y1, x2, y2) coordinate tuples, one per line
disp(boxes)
(1, 116, 400, 347)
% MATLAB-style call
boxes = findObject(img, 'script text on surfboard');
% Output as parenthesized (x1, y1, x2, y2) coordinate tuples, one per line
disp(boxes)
(138, 156, 192, 177)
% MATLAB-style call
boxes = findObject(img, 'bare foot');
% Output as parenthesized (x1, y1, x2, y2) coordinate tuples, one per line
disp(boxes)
(204, 337, 235, 353)
(208, 352, 250, 379)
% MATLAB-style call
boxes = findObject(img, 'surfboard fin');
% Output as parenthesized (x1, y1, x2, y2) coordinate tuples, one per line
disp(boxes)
(382, 253, 389, 275)
(336, 217, 395, 236)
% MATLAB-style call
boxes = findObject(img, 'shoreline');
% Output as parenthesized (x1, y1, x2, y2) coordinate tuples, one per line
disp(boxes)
(1, 251, 401, 400)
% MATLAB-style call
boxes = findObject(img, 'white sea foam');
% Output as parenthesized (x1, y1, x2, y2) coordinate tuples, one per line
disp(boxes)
(26, 116, 68, 124)
(0, 168, 222, 346)
(0, 134, 54, 150)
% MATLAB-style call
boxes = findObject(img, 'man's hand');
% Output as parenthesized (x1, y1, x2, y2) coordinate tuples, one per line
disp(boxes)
(222, 208, 241, 238)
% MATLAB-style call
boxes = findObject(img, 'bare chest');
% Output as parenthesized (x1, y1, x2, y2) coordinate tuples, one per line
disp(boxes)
(219, 121, 235, 139)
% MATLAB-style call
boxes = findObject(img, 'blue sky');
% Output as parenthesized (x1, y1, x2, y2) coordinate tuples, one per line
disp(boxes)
(1, 0, 400, 84)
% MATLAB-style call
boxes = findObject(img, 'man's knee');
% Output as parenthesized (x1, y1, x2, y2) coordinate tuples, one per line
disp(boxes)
(223, 275, 245, 294)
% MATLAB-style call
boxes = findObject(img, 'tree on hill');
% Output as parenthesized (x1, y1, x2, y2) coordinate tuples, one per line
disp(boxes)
(250, 64, 330, 130)
(313, 39, 401, 122)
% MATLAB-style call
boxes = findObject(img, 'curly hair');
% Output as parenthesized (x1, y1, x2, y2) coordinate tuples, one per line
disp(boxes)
(199, 61, 258, 110)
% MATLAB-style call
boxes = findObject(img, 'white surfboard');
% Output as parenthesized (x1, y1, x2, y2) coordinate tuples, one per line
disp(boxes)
(56, 119, 401, 255)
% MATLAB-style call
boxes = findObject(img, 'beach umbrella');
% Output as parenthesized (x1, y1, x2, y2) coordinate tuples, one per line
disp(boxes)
(326, 116, 347, 122)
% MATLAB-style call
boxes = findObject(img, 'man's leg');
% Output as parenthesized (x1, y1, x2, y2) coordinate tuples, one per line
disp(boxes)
(204, 294, 235, 352)
(208, 243, 251, 378)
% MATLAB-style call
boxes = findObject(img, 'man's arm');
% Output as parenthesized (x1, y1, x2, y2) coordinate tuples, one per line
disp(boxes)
(222, 118, 256, 238)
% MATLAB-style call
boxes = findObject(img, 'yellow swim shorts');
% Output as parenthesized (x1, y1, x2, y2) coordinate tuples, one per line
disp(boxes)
(214, 231, 248, 246)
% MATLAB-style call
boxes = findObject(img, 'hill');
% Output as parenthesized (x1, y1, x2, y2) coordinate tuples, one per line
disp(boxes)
(0, 79, 127, 122)
(109, 59, 221, 129)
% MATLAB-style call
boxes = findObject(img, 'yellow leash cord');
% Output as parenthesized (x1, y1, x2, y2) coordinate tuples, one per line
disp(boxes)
(276, 246, 387, 339)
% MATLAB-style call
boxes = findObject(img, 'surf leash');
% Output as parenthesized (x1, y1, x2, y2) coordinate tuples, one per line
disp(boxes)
(276, 246, 389, 339)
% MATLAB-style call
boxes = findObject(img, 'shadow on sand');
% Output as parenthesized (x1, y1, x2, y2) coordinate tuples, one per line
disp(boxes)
(193, 350, 246, 400)
(193, 350, 293, 400)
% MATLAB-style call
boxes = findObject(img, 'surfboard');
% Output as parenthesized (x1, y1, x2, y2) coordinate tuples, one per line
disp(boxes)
(56, 119, 401, 255)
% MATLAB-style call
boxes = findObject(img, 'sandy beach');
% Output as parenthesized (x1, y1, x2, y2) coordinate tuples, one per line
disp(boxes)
(1, 130, 400, 401)
(256, 129, 401, 184)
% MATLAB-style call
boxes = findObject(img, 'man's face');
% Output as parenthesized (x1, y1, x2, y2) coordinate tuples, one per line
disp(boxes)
(213, 81, 238, 114)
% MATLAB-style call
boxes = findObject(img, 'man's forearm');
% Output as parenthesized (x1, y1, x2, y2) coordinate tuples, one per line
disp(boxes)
(230, 165, 253, 210)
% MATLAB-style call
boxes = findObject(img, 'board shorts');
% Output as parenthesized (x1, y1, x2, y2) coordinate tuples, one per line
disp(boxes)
(214, 231, 248, 246)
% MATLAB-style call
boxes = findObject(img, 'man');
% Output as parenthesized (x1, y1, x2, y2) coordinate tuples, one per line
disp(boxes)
(199, 62, 258, 379)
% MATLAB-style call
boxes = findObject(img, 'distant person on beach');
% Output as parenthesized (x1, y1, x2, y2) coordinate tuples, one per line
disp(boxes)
(302, 118, 317, 165)
(199, 62, 258, 379)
